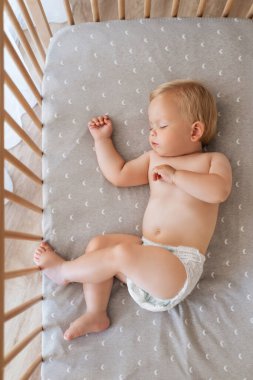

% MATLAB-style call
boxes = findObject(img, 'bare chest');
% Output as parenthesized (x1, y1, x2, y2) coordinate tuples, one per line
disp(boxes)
(148, 151, 212, 196)
(149, 151, 211, 175)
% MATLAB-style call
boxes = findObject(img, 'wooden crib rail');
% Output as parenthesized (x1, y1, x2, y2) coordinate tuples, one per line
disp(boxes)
(0, 2, 5, 380)
(4, 266, 40, 280)
(4, 190, 42, 213)
(4, 34, 42, 106)
(4, 1, 43, 82)
(20, 355, 42, 380)
(15, 0, 46, 62)
(25, 0, 52, 49)
(4, 325, 43, 367)
(1, 0, 252, 378)
(4, 149, 42, 185)
(0, 2, 4, 378)
(4, 112, 42, 157)
(63, 0, 253, 23)
(247, 3, 253, 18)
(1, 2, 44, 378)
(5, 295, 43, 322)
(4, 72, 42, 131)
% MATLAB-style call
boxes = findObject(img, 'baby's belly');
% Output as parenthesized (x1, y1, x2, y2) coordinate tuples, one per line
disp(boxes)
(142, 197, 219, 254)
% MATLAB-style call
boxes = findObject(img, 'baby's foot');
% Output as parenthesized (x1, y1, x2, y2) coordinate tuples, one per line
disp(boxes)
(64, 311, 110, 341)
(33, 241, 68, 285)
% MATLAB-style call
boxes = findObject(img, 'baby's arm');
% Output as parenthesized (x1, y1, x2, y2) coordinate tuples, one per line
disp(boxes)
(153, 153, 232, 204)
(88, 115, 150, 187)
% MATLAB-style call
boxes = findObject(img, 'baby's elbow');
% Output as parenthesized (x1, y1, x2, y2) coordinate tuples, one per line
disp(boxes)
(110, 175, 127, 188)
(109, 176, 121, 187)
(213, 175, 232, 204)
(216, 185, 231, 204)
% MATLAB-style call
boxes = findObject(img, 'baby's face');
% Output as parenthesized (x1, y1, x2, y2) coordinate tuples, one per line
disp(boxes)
(148, 92, 193, 157)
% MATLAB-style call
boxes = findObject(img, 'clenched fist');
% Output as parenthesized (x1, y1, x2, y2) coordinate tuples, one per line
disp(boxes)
(152, 164, 176, 184)
(88, 115, 113, 141)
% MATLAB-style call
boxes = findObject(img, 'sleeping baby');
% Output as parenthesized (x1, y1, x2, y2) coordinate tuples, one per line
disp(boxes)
(34, 79, 232, 340)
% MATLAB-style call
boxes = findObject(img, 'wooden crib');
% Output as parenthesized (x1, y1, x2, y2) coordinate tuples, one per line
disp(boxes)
(0, 0, 252, 379)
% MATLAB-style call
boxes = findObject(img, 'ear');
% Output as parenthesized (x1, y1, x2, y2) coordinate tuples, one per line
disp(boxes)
(190, 121, 205, 142)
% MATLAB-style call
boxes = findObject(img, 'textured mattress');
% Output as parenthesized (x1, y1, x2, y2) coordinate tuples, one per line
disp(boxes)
(42, 18, 253, 379)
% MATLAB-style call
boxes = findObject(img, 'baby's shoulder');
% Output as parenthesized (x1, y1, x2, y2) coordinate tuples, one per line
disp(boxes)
(207, 151, 230, 163)
(207, 152, 232, 176)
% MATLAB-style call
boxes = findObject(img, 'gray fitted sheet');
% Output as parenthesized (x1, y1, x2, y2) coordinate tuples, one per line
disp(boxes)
(42, 18, 253, 379)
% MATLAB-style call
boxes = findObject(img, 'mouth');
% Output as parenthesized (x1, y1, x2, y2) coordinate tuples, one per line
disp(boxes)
(151, 142, 159, 147)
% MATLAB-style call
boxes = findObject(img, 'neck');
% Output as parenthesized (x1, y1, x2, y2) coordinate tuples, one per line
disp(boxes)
(177, 142, 203, 157)
(190, 142, 203, 154)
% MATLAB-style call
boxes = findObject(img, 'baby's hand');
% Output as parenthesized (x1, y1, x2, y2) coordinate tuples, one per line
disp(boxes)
(152, 164, 176, 184)
(88, 115, 113, 141)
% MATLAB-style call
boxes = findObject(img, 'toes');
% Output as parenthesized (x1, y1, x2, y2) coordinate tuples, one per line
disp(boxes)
(40, 241, 53, 252)
(63, 329, 73, 341)
(35, 248, 43, 255)
(33, 256, 40, 265)
(40, 241, 49, 248)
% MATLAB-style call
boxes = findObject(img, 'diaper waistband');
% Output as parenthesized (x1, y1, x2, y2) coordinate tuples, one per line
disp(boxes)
(141, 236, 205, 261)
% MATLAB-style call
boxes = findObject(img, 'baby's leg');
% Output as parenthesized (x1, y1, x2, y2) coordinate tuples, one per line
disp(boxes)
(34, 235, 141, 340)
(35, 239, 187, 302)
(64, 234, 141, 340)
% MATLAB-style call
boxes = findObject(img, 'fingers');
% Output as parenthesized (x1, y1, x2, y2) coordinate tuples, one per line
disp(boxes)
(152, 172, 162, 181)
(152, 166, 161, 180)
(88, 115, 110, 127)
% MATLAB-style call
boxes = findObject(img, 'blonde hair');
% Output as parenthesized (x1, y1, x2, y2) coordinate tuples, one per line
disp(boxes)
(149, 79, 217, 145)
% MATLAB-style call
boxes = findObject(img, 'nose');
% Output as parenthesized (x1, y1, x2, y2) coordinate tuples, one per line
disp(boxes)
(150, 128, 157, 136)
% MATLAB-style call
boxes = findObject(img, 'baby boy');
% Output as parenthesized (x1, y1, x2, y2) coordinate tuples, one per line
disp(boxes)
(34, 80, 232, 340)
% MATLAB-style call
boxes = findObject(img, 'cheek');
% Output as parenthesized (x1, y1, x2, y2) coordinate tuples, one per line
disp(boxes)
(162, 129, 176, 141)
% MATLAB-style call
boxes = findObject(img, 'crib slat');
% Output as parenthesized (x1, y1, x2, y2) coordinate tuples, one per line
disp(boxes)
(144, 0, 151, 18)
(4, 112, 42, 157)
(4, 34, 42, 106)
(90, 0, 100, 22)
(171, 0, 180, 17)
(4, 266, 40, 280)
(222, 0, 234, 17)
(64, 0, 75, 25)
(4, 325, 43, 366)
(25, 0, 52, 50)
(4, 230, 43, 241)
(16, 0, 46, 62)
(0, 3, 4, 378)
(4, 295, 43, 322)
(118, 0, 125, 20)
(20, 355, 42, 380)
(246, 3, 253, 18)
(4, 149, 43, 185)
(4, 72, 43, 131)
(4, 190, 43, 214)
(4, 1, 43, 81)
(196, 0, 206, 17)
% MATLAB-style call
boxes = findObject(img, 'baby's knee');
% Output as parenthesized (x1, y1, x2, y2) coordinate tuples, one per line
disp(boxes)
(113, 243, 134, 265)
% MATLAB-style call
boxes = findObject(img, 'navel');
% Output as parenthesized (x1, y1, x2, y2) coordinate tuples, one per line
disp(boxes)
(154, 228, 161, 235)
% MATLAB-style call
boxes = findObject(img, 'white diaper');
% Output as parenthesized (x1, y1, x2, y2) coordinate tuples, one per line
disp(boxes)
(126, 237, 206, 312)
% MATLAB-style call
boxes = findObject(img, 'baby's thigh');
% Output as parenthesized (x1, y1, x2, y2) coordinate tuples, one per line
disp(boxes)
(85, 233, 141, 254)
(118, 244, 187, 299)
(86, 234, 142, 284)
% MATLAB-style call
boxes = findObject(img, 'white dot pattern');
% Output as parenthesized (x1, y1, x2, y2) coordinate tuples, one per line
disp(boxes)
(41, 18, 253, 379)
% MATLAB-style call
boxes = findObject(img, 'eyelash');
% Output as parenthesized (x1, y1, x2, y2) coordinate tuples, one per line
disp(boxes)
(149, 125, 168, 131)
